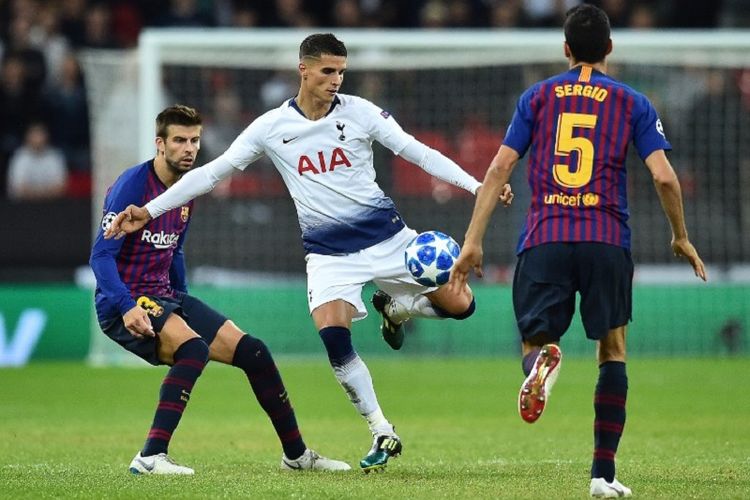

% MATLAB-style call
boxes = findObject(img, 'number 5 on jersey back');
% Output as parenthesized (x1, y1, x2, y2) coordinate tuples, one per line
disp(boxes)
(553, 112, 598, 188)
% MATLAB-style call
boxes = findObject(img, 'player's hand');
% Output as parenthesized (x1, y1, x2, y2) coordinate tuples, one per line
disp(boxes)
(104, 205, 152, 240)
(448, 242, 483, 293)
(672, 237, 707, 281)
(499, 183, 514, 207)
(123, 305, 155, 339)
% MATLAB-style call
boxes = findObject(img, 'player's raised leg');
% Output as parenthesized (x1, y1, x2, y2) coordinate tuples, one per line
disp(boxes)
(518, 342, 562, 423)
(370, 228, 476, 350)
(373, 284, 477, 351)
(371, 289, 406, 350)
(512, 245, 574, 423)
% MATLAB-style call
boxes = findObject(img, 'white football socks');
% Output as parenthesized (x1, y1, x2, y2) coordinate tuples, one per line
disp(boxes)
(365, 408, 392, 435)
(389, 294, 442, 323)
(332, 355, 392, 433)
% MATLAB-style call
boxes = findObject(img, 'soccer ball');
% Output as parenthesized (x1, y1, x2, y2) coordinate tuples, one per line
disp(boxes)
(404, 230, 461, 287)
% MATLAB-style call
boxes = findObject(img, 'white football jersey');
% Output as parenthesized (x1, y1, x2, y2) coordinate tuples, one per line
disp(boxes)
(221, 94, 413, 255)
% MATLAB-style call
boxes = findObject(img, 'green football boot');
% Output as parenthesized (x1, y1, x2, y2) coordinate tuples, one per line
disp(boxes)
(360, 433, 403, 473)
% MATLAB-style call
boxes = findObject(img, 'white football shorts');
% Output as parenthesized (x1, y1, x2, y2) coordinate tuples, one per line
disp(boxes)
(305, 226, 437, 320)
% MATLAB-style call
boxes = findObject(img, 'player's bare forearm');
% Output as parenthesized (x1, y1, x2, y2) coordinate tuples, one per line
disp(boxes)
(645, 150, 706, 281)
(449, 146, 518, 291)
(104, 205, 152, 240)
(656, 184, 706, 280)
(645, 150, 689, 240)
(464, 146, 518, 245)
(653, 177, 688, 240)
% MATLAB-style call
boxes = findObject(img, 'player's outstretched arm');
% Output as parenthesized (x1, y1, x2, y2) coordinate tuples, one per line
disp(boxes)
(104, 205, 152, 240)
(644, 149, 707, 281)
(397, 140, 482, 195)
(449, 145, 520, 292)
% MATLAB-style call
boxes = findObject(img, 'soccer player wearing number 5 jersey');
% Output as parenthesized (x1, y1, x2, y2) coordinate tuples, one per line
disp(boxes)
(450, 5, 706, 497)
(103, 34, 513, 472)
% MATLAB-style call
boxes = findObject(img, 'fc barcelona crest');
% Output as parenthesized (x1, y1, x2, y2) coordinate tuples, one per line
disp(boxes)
(181, 206, 190, 222)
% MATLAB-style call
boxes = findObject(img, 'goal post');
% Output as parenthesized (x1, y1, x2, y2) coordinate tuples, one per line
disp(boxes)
(136, 28, 750, 160)
(131, 28, 750, 268)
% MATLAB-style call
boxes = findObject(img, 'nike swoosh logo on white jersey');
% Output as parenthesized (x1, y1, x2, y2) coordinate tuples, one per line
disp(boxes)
(282, 136, 299, 144)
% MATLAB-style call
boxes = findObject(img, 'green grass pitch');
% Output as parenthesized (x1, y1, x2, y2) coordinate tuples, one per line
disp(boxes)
(1, 357, 748, 498)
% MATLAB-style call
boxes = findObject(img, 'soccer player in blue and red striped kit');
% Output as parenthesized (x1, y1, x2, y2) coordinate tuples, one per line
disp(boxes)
(90, 105, 349, 475)
(450, 5, 706, 497)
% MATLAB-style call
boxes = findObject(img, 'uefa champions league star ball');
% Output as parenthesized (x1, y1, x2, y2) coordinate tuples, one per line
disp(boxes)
(404, 230, 461, 287)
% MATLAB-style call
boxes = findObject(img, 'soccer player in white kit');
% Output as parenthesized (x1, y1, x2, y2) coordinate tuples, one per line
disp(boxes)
(106, 33, 512, 472)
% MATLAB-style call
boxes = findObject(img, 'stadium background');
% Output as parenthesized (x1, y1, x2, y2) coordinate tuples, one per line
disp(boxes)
(0, 0, 748, 365)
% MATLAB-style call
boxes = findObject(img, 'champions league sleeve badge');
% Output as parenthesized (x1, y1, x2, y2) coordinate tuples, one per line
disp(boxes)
(101, 212, 117, 232)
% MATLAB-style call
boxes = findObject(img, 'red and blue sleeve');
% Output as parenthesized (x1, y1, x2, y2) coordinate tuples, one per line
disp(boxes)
(502, 84, 538, 157)
(89, 175, 141, 316)
(632, 94, 672, 160)
(169, 224, 189, 294)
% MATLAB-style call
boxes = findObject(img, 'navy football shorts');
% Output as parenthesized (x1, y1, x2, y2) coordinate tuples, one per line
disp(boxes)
(100, 293, 227, 366)
(513, 242, 633, 341)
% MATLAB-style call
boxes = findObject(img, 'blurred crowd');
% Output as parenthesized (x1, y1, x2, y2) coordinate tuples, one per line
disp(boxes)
(1, 0, 749, 202)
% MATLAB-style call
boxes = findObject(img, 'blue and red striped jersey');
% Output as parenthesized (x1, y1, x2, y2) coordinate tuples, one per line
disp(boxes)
(90, 160, 194, 323)
(503, 65, 671, 253)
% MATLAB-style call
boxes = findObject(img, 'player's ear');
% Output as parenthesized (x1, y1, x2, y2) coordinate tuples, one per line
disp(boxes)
(298, 62, 306, 79)
(563, 42, 571, 59)
(605, 39, 613, 57)
(155, 137, 165, 155)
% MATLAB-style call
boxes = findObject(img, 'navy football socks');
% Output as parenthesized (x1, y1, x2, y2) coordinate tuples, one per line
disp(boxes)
(232, 335, 306, 460)
(318, 326, 356, 365)
(591, 361, 628, 482)
(142, 337, 209, 457)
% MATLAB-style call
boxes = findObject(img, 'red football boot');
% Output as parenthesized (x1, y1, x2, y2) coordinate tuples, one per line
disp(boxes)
(518, 344, 562, 423)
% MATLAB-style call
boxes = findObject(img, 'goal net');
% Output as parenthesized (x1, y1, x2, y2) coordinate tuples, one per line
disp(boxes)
(82, 29, 750, 362)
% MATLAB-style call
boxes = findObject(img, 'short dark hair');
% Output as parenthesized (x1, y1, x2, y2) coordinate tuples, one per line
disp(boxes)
(564, 4, 611, 64)
(299, 33, 347, 60)
(155, 105, 202, 139)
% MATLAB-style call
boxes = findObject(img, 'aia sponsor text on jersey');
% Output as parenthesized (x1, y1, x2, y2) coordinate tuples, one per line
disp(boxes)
(297, 147, 352, 175)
